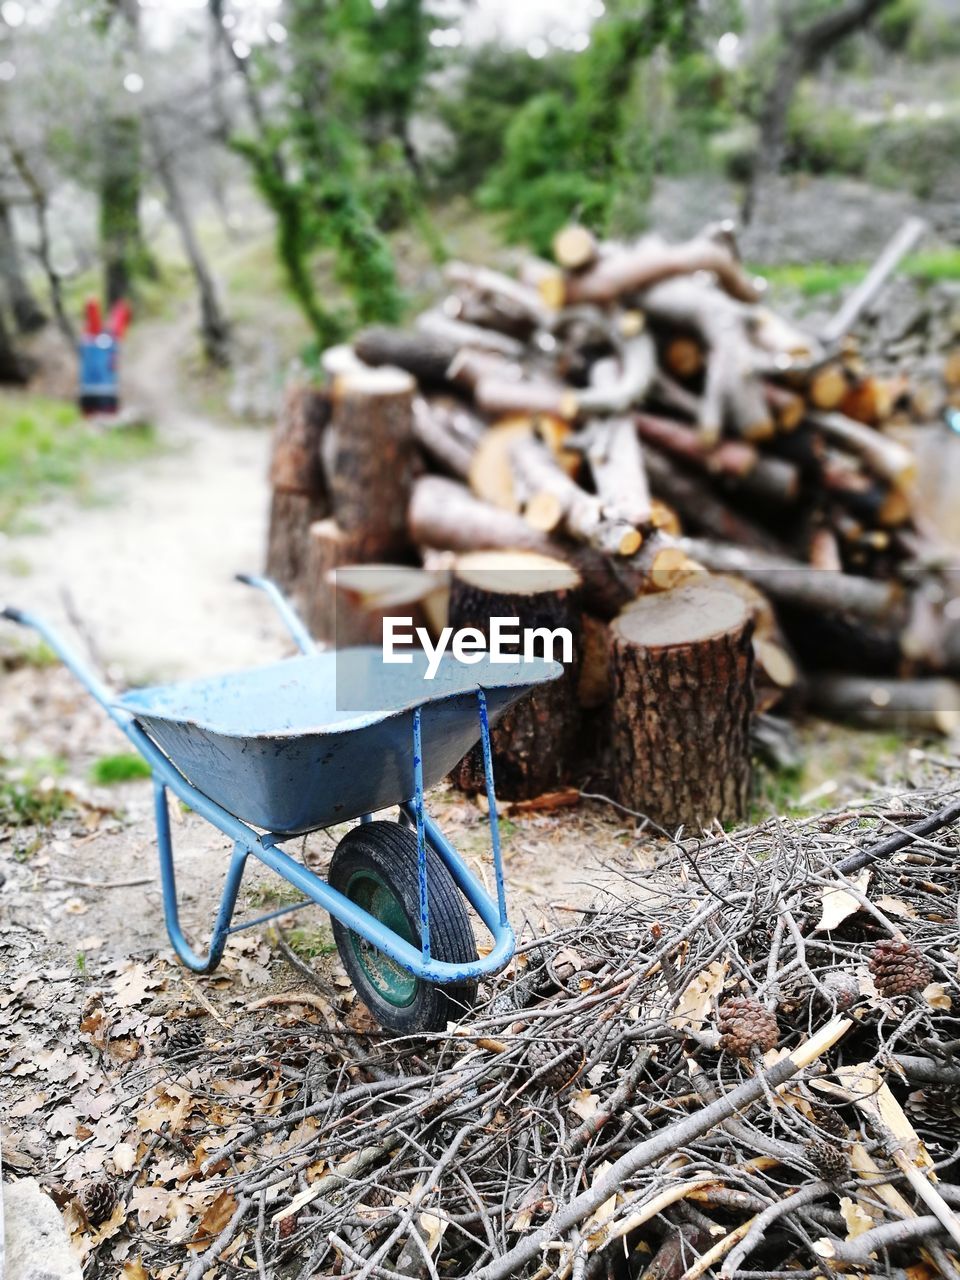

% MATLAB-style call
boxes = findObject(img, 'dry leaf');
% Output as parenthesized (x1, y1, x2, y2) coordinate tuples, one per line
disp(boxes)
(122, 1261, 151, 1280)
(419, 1209, 447, 1254)
(669, 958, 728, 1032)
(876, 895, 918, 920)
(190, 1191, 238, 1248)
(839, 1195, 877, 1240)
(816, 870, 871, 932)
(923, 982, 952, 1011)
(113, 1142, 137, 1174)
(569, 1090, 599, 1122)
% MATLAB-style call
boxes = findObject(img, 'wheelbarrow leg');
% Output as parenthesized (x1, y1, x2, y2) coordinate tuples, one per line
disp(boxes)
(154, 780, 249, 974)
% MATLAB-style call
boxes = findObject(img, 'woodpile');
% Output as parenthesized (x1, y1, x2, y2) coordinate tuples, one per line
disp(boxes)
(264, 218, 960, 824)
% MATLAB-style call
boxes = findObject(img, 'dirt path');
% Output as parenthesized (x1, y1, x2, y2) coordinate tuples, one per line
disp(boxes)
(0, 320, 289, 680)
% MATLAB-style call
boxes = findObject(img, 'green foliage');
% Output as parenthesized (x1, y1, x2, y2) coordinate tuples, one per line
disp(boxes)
(786, 89, 869, 177)
(759, 247, 960, 297)
(232, 0, 437, 343)
(0, 757, 72, 828)
(482, 0, 702, 253)
(284, 925, 337, 959)
(865, 116, 960, 200)
(873, 0, 920, 51)
(432, 44, 574, 192)
(90, 753, 152, 785)
(0, 396, 156, 532)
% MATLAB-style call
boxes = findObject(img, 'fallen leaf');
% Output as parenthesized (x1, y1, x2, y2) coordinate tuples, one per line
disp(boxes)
(670, 958, 728, 1032)
(420, 1209, 447, 1254)
(122, 1260, 151, 1280)
(875, 895, 918, 920)
(923, 982, 952, 1011)
(113, 1142, 138, 1174)
(816, 870, 871, 932)
(190, 1191, 239, 1248)
(569, 1090, 599, 1122)
(838, 1195, 877, 1240)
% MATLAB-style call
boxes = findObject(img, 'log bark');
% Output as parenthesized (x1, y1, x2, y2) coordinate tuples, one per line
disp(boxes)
(609, 581, 754, 829)
(676, 536, 903, 623)
(807, 409, 916, 488)
(354, 326, 459, 388)
(304, 519, 380, 644)
(411, 398, 482, 479)
(414, 310, 525, 360)
(444, 261, 550, 333)
(448, 550, 582, 800)
(540, 236, 762, 309)
(269, 382, 332, 494)
(265, 491, 328, 595)
(808, 675, 960, 734)
(474, 377, 578, 422)
(583, 415, 652, 528)
(644, 448, 791, 555)
(511, 434, 641, 556)
(324, 367, 418, 559)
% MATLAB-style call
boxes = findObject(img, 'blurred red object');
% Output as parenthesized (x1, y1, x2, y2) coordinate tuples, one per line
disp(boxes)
(84, 297, 102, 336)
(109, 300, 132, 340)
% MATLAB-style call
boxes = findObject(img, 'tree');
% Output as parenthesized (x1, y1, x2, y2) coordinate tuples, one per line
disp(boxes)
(743, 0, 896, 224)
(481, 0, 700, 254)
(0, 199, 46, 333)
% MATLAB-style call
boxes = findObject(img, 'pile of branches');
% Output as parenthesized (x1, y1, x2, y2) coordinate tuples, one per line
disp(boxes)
(263, 215, 960, 737)
(65, 788, 960, 1279)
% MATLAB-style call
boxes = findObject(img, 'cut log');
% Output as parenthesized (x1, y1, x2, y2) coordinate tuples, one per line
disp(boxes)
(807, 362, 848, 410)
(582, 415, 652, 528)
(608, 581, 754, 829)
(540, 235, 763, 309)
(634, 412, 800, 506)
(446, 348, 522, 392)
(511, 433, 642, 556)
(445, 261, 550, 333)
(551, 224, 600, 272)
(577, 614, 611, 709)
(321, 344, 368, 381)
(268, 383, 332, 495)
(411, 398, 482, 480)
(448, 550, 582, 800)
(577, 332, 656, 416)
(326, 563, 449, 648)
(415, 310, 525, 360)
(474, 377, 578, 422)
(644, 448, 790, 555)
(468, 415, 575, 512)
(641, 278, 773, 444)
(676, 536, 902, 623)
(265, 491, 328, 595)
(663, 335, 704, 379)
(808, 675, 960, 734)
(354, 326, 459, 387)
(699, 573, 799, 713)
(304, 519, 378, 644)
(807, 409, 916, 489)
(324, 366, 418, 559)
(763, 381, 805, 431)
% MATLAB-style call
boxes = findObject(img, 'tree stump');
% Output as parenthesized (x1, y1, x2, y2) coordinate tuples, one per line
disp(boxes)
(609, 581, 754, 830)
(448, 550, 582, 801)
(325, 366, 418, 560)
(305, 519, 379, 645)
(324, 563, 449, 649)
(266, 491, 327, 594)
(265, 383, 332, 592)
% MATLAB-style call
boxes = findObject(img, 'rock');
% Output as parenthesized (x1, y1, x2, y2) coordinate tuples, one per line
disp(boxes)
(2, 1178, 82, 1280)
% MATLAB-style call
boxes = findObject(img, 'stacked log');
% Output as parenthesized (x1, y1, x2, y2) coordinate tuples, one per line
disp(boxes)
(265, 384, 331, 592)
(263, 217, 960, 821)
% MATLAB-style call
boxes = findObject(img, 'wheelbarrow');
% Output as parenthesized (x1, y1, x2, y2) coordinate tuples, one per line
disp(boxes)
(2, 577, 561, 1032)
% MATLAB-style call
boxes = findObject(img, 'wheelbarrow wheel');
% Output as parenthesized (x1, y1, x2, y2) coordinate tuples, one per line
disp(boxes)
(329, 821, 478, 1034)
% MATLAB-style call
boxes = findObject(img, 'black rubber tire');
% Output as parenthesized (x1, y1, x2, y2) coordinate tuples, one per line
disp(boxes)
(329, 821, 478, 1033)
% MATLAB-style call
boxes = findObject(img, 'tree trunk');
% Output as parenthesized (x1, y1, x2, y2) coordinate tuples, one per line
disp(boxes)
(609, 581, 755, 830)
(100, 113, 153, 306)
(0, 199, 46, 333)
(265, 492, 328, 595)
(0, 305, 28, 385)
(324, 367, 418, 560)
(144, 116, 231, 366)
(305, 519, 385, 645)
(269, 383, 332, 495)
(448, 550, 582, 800)
(743, 0, 895, 226)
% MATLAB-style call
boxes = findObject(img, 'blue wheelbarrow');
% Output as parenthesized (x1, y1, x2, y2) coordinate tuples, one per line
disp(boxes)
(2, 577, 561, 1032)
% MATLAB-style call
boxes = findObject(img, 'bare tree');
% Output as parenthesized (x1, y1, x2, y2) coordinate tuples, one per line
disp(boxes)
(0, 197, 46, 332)
(743, 0, 895, 225)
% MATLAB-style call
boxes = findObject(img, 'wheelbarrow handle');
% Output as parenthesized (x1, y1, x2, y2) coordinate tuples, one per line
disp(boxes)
(235, 573, 317, 656)
(2, 605, 27, 624)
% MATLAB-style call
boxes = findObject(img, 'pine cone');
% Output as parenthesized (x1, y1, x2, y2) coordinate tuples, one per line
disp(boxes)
(812, 1104, 847, 1140)
(869, 939, 932, 997)
(165, 1019, 205, 1057)
(820, 969, 860, 1011)
(717, 997, 778, 1057)
(806, 1139, 847, 1182)
(906, 1087, 960, 1138)
(81, 1178, 118, 1227)
(527, 1039, 585, 1091)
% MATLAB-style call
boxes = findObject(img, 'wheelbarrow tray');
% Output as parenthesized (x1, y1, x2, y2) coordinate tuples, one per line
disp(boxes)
(115, 647, 561, 835)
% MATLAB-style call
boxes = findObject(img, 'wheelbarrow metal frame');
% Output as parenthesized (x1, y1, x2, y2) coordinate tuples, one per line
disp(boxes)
(1, 577, 514, 986)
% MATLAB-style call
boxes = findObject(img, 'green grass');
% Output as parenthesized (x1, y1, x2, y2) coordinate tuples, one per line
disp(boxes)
(0, 756, 72, 828)
(758, 247, 960, 298)
(0, 396, 157, 533)
(90, 753, 153, 785)
(284, 924, 337, 960)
